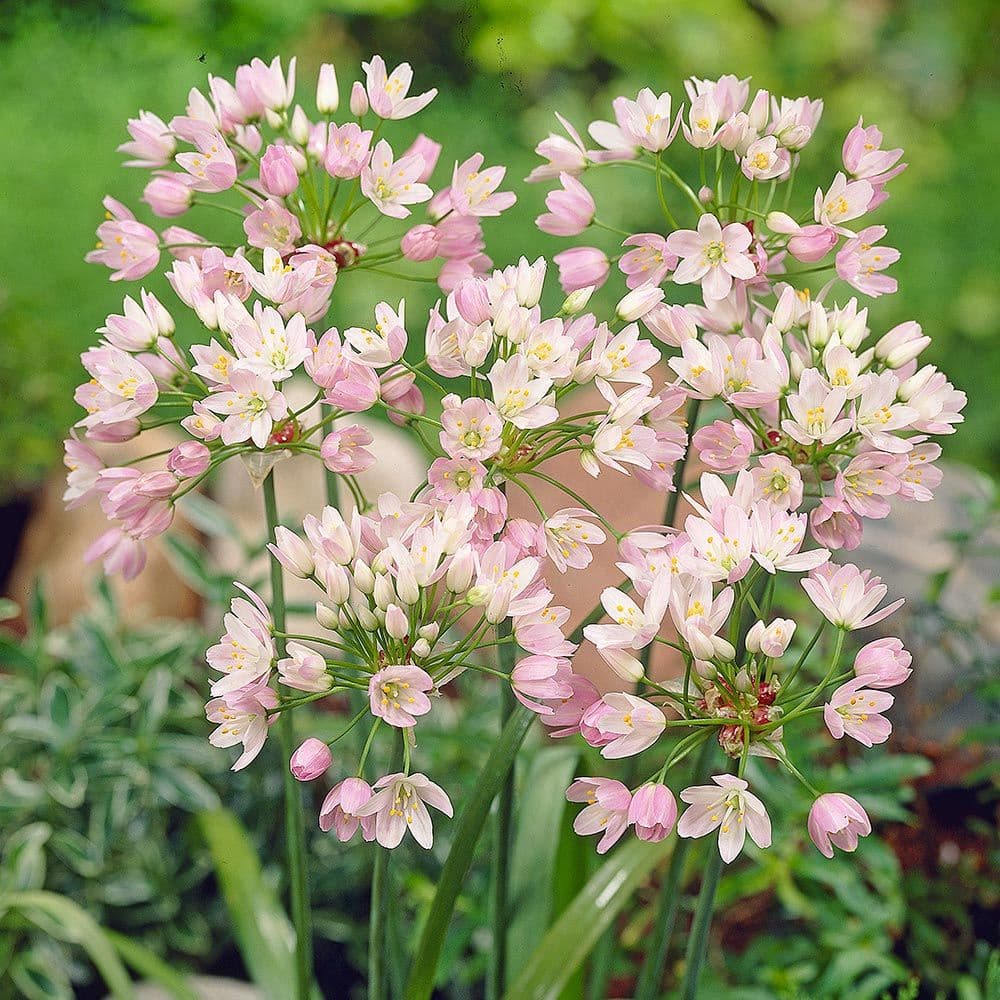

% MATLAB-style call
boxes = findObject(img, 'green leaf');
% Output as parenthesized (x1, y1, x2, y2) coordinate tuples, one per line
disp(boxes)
(106, 930, 201, 1000)
(405, 704, 535, 1000)
(502, 838, 674, 1000)
(506, 745, 580, 980)
(175, 492, 243, 542)
(0, 890, 135, 999)
(196, 809, 299, 998)
(0, 822, 51, 892)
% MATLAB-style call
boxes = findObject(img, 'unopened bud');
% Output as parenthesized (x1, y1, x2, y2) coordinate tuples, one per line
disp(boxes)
(315, 602, 340, 630)
(411, 637, 431, 658)
(373, 573, 396, 611)
(385, 603, 408, 640)
(290, 738, 332, 781)
(560, 285, 595, 316)
(353, 559, 375, 595)
(316, 63, 339, 114)
(350, 80, 369, 116)
(418, 623, 440, 642)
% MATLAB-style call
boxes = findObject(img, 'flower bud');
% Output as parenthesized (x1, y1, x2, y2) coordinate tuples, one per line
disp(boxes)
(411, 637, 431, 658)
(286, 106, 309, 145)
(385, 603, 408, 640)
(599, 647, 644, 682)
(166, 440, 210, 478)
(616, 285, 664, 323)
(373, 573, 396, 611)
(316, 63, 339, 114)
(259, 143, 299, 196)
(350, 80, 369, 116)
(698, 185, 714, 203)
(789, 351, 805, 381)
(352, 559, 375, 595)
(628, 783, 677, 842)
(356, 605, 379, 631)
(560, 284, 595, 316)
(712, 637, 737, 661)
(143, 173, 194, 217)
(268, 525, 314, 578)
(315, 602, 340, 630)
(735, 668, 753, 693)
(290, 738, 332, 781)
(447, 547, 475, 593)
(418, 623, 439, 642)
(325, 562, 351, 605)
(875, 321, 930, 369)
(694, 658, 717, 680)
(806, 302, 829, 348)
(746, 618, 795, 658)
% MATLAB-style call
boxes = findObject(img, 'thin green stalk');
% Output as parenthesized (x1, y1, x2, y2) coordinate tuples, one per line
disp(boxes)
(680, 837, 723, 999)
(487, 604, 518, 999)
(370, 739, 402, 1000)
(664, 399, 702, 527)
(262, 472, 313, 1000)
(634, 738, 715, 1000)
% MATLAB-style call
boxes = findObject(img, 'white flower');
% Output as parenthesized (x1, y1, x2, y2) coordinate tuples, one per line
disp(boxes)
(677, 774, 772, 862)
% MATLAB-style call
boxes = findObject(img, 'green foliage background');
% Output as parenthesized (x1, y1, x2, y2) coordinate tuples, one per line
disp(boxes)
(1, 0, 997, 497)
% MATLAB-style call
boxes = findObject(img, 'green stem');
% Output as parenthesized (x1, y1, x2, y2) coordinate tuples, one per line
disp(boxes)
(262, 473, 313, 1000)
(487, 595, 518, 999)
(370, 739, 402, 1000)
(664, 398, 702, 527)
(679, 840, 723, 999)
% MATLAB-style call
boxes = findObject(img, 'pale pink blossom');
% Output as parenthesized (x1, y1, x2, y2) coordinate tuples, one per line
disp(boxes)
(751, 505, 829, 574)
(741, 135, 790, 180)
(566, 777, 632, 854)
(853, 637, 912, 688)
(244, 199, 302, 253)
(181, 402, 223, 441)
(843, 118, 905, 184)
(666, 214, 756, 301)
(143, 173, 194, 217)
(854, 372, 917, 454)
(259, 143, 300, 196)
(345, 300, 407, 366)
(678, 775, 772, 863)
(813, 172, 873, 235)
(746, 618, 796, 658)
(99, 290, 173, 352)
(324, 122, 373, 178)
(536, 172, 595, 235)
(899, 367, 966, 435)
(836, 225, 899, 297)
(896, 442, 943, 501)
(439, 394, 502, 460)
(802, 562, 904, 630)
(167, 441, 211, 478)
(629, 784, 678, 841)
(354, 772, 453, 849)
(76, 347, 159, 429)
(320, 777, 376, 842)
(363, 56, 437, 119)
(202, 370, 288, 447)
(553, 247, 610, 293)
(206, 673, 278, 771)
(808, 793, 872, 858)
(368, 664, 433, 728)
(617, 88, 680, 151)
(488, 354, 558, 429)
(619, 233, 677, 289)
(231, 307, 310, 381)
(277, 641, 332, 693)
(836, 452, 901, 519)
(118, 110, 175, 167)
(467, 541, 542, 623)
(451, 153, 516, 217)
(207, 585, 275, 696)
(752, 455, 803, 510)
(693, 419, 754, 473)
(86, 196, 160, 281)
(290, 738, 332, 781)
(514, 605, 575, 658)
(527, 113, 591, 182)
(174, 125, 237, 192)
(63, 436, 104, 509)
(669, 578, 736, 660)
(84, 527, 147, 579)
(361, 139, 433, 218)
(539, 673, 600, 737)
(511, 655, 573, 714)
(543, 508, 607, 572)
(321, 425, 376, 474)
(810, 497, 863, 550)
(824, 678, 893, 747)
(682, 505, 754, 583)
(237, 56, 296, 113)
(584, 573, 672, 660)
(681, 93, 721, 149)
(782, 368, 852, 446)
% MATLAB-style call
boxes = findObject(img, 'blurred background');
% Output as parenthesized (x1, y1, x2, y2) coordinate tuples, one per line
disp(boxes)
(0, 1, 997, 998)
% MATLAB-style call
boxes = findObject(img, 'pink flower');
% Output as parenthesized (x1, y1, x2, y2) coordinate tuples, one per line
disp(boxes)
(230, 306, 310, 382)
(344, 300, 407, 366)
(566, 777, 632, 854)
(290, 738, 332, 781)
(843, 118, 905, 183)
(543, 508, 607, 572)
(175, 126, 238, 192)
(527, 112, 591, 182)
(782, 368, 852, 446)
(84, 527, 146, 579)
(363, 55, 437, 119)
(202, 370, 288, 448)
(244, 199, 302, 253)
(836, 453, 901, 519)
(206, 673, 278, 771)
(143, 173, 194, 217)
(580, 693, 666, 759)
(896, 442, 943, 501)
(368, 665, 434, 728)
(451, 153, 516, 217)
(85, 196, 160, 281)
(361, 139, 433, 218)
(536, 172, 595, 235)
(677, 775, 772, 863)
(810, 497, 863, 550)
(553, 246, 610, 293)
(320, 778, 376, 842)
(665, 214, 756, 301)
(875, 321, 930, 370)
(439, 394, 502, 460)
(324, 122, 373, 179)
(99, 289, 173, 352)
(836, 225, 899, 297)
(813, 172, 873, 235)
(63, 436, 104, 509)
(802, 562, 904, 630)
(167, 441, 211, 478)
(206, 584, 275, 696)
(808, 793, 872, 858)
(118, 110, 175, 168)
(354, 772, 453, 849)
(259, 143, 300, 196)
(853, 637, 912, 688)
(741, 135, 790, 180)
(854, 372, 917, 454)
(237, 56, 296, 113)
(277, 641, 331, 693)
(76, 346, 159, 429)
(401, 223, 439, 261)
(511, 655, 573, 714)
(488, 354, 558, 429)
(619, 233, 677, 289)
(616, 88, 680, 151)
(752, 455, 803, 510)
(539, 673, 600, 737)
(746, 618, 796, 658)
(629, 784, 678, 842)
(824, 678, 893, 747)
(321, 425, 376, 474)
(693, 419, 754, 473)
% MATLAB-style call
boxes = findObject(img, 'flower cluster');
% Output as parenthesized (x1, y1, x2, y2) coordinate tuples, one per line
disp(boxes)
(526, 73, 962, 861)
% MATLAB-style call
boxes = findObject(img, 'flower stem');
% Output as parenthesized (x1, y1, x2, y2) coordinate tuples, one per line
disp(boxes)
(634, 738, 715, 1000)
(487, 613, 517, 1000)
(664, 399, 702, 528)
(679, 839, 723, 999)
(369, 737, 401, 1000)
(262, 472, 313, 1000)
